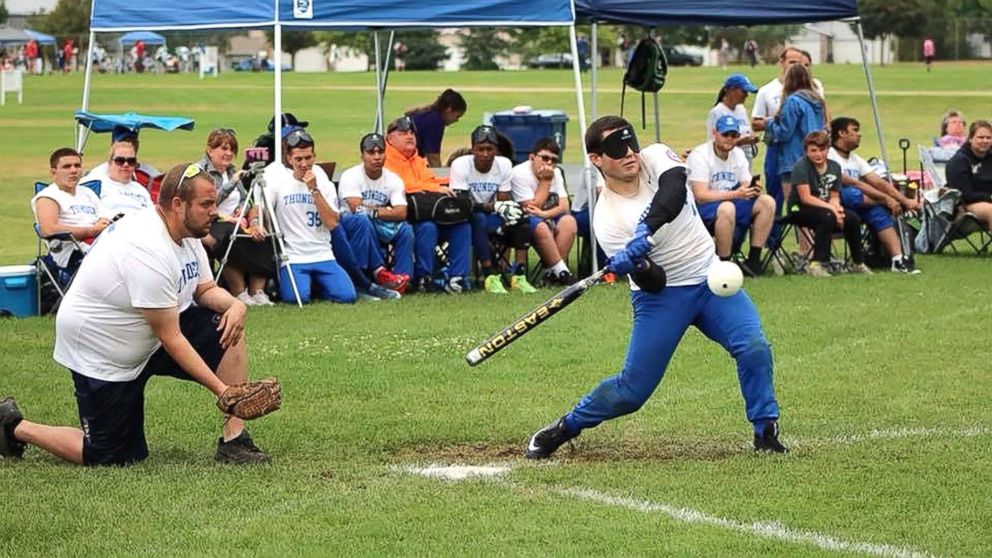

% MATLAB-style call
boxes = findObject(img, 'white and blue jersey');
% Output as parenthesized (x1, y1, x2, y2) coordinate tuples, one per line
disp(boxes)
(263, 162, 338, 264)
(336, 164, 407, 213)
(449, 154, 513, 205)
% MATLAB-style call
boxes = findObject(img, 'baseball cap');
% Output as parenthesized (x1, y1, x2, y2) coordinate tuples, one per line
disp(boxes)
(715, 115, 741, 135)
(360, 132, 386, 152)
(267, 112, 309, 133)
(111, 126, 138, 143)
(723, 73, 758, 93)
(470, 125, 499, 146)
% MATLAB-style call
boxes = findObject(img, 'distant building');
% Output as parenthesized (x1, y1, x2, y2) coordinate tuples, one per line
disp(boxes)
(789, 22, 894, 65)
(5, 0, 59, 28)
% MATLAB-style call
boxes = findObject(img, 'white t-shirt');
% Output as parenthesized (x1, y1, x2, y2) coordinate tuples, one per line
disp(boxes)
(593, 144, 716, 289)
(83, 160, 160, 186)
(752, 77, 826, 120)
(30, 183, 105, 267)
(337, 163, 407, 213)
(216, 177, 243, 216)
(687, 142, 752, 192)
(828, 147, 875, 182)
(449, 155, 513, 205)
(262, 162, 337, 264)
(510, 161, 568, 206)
(53, 207, 213, 382)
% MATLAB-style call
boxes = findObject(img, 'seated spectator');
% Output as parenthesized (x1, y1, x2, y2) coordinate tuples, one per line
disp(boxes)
(706, 73, 761, 165)
(946, 120, 992, 232)
(687, 115, 775, 276)
(510, 138, 577, 285)
(82, 127, 160, 189)
(198, 128, 276, 305)
(937, 110, 967, 149)
(91, 140, 153, 217)
(406, 89, 467, 167)
(571, 164, 606, 271)
(31, 148, 110, 271)
(787, 131, 871, 277)
(829, 117, 921, 274)
(384, 116, 471, 292)
(384, 116, 450, 193)
(450, 125, 536, 294)
(339, 133, 415, 284)
(261, 129, 356, 304)
(329, 135, 409, 301)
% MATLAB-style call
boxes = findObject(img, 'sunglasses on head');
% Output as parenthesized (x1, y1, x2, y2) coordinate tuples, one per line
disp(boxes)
(172, 163, 204, 200)
(471, 126, 499, 146)
(360, 133, 386, 153)
(600, 126, 640, 159)
(537, 153, 560, 164)
(392, 116, 416, 133)
(285, 128, 314, 148)
(111, 156, 138, 166)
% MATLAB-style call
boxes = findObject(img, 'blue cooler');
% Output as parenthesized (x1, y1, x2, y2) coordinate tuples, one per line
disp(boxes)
(0, 265, 39, 317)
(491, 109, 568, 164)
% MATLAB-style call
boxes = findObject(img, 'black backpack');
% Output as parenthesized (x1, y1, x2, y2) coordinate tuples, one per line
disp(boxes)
(621, 38, 669, 128)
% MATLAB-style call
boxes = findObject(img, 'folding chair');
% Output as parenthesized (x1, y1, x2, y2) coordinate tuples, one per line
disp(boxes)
(760, 212, 854, 275)
(32, 180, 102, 311)
(918, 147, 992, 255)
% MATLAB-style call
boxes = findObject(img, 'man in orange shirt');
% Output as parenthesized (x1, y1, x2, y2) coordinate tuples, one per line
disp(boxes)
(384, 116, 471, 292)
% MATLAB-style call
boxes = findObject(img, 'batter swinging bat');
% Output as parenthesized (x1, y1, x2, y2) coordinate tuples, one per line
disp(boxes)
(465, 268, 608, 367)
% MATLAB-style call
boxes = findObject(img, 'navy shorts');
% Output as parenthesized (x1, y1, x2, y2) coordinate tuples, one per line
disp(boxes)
(72, 306, 227, 466)
(698, 198, 756, 230)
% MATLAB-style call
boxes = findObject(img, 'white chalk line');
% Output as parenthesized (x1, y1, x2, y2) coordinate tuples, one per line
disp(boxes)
(796, 425, 989, 449)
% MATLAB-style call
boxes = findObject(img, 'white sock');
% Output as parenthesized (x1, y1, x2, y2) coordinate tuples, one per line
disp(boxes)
(891, 256, 902, 264)
(550, 260, 569, 274)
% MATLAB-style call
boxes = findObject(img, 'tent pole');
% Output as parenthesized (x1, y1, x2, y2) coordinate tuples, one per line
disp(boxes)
(590, 23, 597, 119)
(856, 20, 889, 170)
(274, 22, 283, 167)
(77, 29, 97, 152)
(568, 25, 596, 263)
(380, 30, 395, 127)
(373, 32, 384, 133)
(653, 92, 660, 143)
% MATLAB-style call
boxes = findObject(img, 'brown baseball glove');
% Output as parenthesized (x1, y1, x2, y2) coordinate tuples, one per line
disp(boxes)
(216, 378, 282, 420)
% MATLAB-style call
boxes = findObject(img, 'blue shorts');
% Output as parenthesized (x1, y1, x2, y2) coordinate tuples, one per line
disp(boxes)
(72, 306, 227, 466)
(698, 198, 756, 230)
(840, 186, 894, 232)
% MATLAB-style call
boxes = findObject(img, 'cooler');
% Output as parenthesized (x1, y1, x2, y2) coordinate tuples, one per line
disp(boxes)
(0, 265, 38, 317)
(491, 109, 568, 164)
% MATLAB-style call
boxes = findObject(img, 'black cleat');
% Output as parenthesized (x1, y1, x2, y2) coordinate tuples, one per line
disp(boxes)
(525, 416, 579, 459)
(753, 421, 789, 453)
(216, 430, 270, 464)
(0, 397, 26, 459)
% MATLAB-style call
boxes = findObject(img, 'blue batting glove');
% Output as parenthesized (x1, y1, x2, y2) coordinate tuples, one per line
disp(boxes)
(624, 223, 654, 260)
(607, 249, 644, 275)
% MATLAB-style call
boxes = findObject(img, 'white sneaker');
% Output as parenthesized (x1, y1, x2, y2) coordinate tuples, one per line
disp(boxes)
(356, 289, 381, 302)
(236, 290, 255, 305)
(251, 291, 275, 305)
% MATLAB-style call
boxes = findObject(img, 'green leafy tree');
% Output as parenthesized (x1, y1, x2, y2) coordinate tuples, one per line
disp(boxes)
(266, 30, 318, 68)
(29, 0, 90, 42)
(395, 30, 448, 71)
(0, 2, 9, 26)
(461, 28, 516, 70)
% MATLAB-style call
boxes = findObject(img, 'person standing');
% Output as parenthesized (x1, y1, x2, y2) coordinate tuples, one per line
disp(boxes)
(524, 117, 786, 459)
(706, 73, 761, 166)
(406, 89, 467, 168)
(923, 38, 935, 73)
(744, 39, 758, 68)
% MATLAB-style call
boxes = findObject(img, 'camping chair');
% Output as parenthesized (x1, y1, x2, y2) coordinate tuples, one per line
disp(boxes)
(760, 212, 853, 275)
(917, 149, 992, 255)
(33, 180, 102, 311)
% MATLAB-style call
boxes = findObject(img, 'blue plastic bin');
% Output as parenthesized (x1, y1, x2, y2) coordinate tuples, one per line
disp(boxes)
(491, 109, 568, 164)
(0, 265, 38, 317)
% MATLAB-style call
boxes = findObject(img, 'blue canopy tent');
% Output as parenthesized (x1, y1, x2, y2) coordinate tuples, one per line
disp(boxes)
(117, 31, 168, 46)
(24, 30, 57, 46)
(74, 110, 196, 134)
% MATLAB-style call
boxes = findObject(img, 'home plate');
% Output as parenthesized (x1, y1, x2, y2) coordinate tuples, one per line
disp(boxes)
(405, 464, 513, 481)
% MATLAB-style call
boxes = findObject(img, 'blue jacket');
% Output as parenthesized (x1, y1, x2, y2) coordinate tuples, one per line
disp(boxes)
(766, 91, 825, 177)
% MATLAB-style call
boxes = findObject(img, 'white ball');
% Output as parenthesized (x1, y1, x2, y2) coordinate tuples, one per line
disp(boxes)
(707, 261, 744, 297)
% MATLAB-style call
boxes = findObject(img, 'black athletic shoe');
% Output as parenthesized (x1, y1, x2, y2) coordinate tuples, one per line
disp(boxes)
(216, 430, 270, 464)
(525, 416, 579, 459)
(753, 421, 789, 453)
(0, 397, 26, 459)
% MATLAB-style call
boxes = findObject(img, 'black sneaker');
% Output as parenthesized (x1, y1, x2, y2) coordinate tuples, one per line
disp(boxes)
(891, 257, 922, 275)
(525, 416, 579, 459)
(753, 421, 789, 453)
(737, 261, 759, 278)
(216, 430, 270, 464)
(0, 397, 26, 459)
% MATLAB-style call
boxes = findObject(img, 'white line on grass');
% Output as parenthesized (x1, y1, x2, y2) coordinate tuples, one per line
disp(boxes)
(797, 425, 989, 449)
(555, 487, 935, 558)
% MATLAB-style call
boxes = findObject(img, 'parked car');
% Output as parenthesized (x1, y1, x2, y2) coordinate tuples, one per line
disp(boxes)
(663, 46, 704, 67)
(233, 58, 293, 72)
(527, 53, 590, 69)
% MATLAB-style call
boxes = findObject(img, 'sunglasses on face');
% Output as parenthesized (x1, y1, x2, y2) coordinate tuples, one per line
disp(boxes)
(720, 131, 741, 138)
(600, 126, 640, 159)
(111, 156, 138, 166)
(471, 126, 499, 146)
(537, 153, 560, 164)
(392, 117, 417, 133)
(285, 129, 314, 148)
(360, 133, 386, 153)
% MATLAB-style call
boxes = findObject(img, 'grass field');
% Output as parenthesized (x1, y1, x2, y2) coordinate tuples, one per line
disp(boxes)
(2, 64, 992, 557)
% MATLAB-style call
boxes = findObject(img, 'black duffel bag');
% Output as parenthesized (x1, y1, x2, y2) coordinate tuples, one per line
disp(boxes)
(406, 191, 472, 225)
